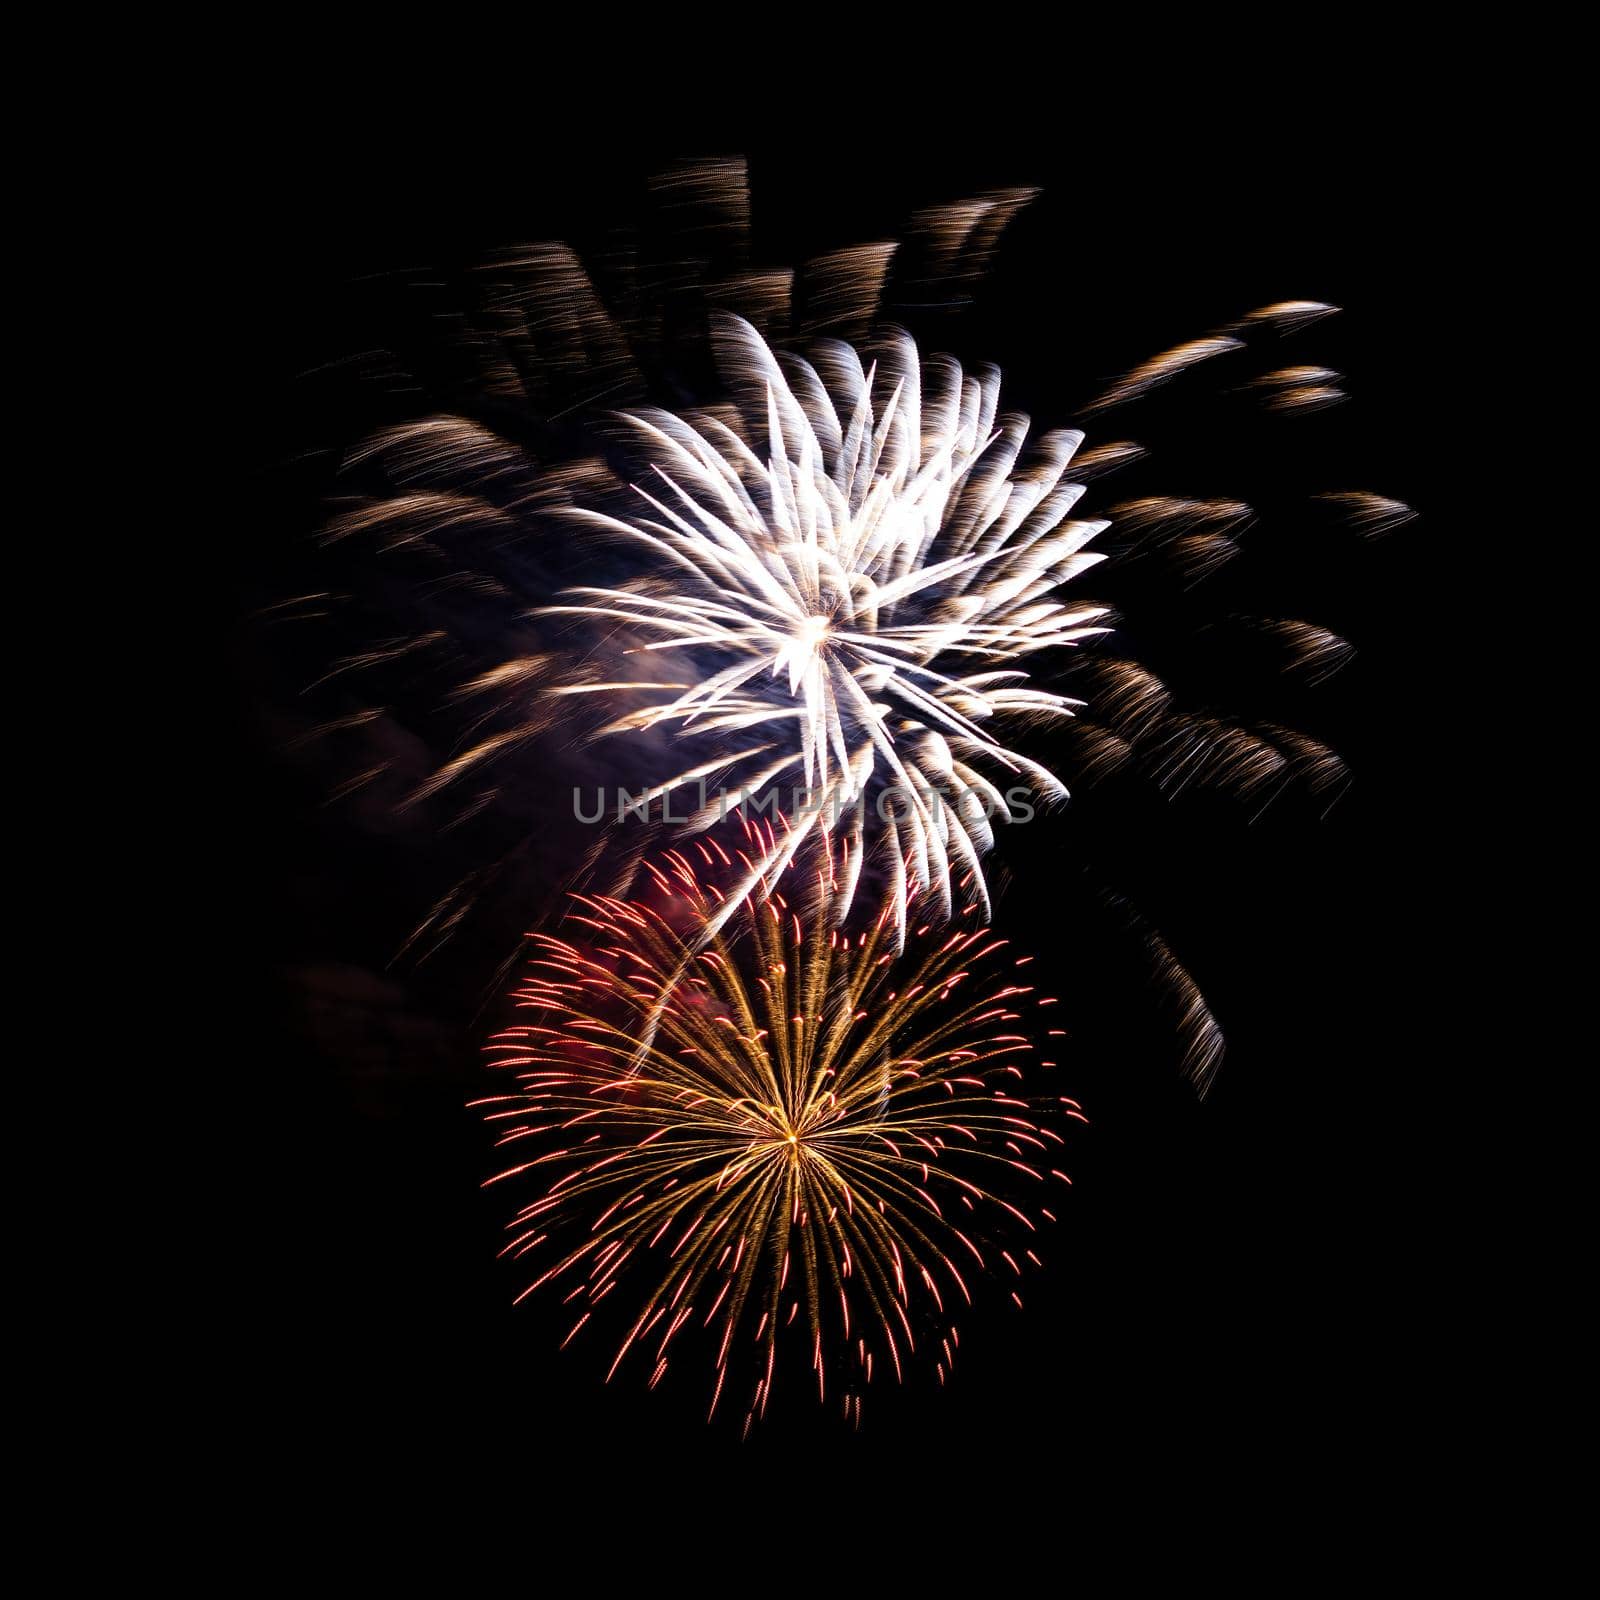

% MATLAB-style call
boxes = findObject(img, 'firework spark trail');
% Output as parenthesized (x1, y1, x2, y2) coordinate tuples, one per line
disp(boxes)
(541, 313, 1115, 939)
(474, 816, 1077, 1429)
(1312, 492, 1417, 538)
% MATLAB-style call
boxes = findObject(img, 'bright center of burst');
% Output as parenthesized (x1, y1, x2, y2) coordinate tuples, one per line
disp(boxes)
(795, 615, 830, 653)
(774, 615, 834, 693)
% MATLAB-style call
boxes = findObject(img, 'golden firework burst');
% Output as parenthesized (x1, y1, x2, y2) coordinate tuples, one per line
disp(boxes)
(476, 820, 1080, 1432)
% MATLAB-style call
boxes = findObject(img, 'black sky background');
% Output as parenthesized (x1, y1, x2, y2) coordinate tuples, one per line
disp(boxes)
(222, 122, 1462, 1497)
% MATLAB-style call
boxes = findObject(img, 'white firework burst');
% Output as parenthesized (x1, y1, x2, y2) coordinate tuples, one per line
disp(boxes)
(546, 314, 1111, 938)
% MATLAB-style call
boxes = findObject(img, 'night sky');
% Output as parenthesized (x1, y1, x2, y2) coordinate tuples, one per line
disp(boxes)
(224, 123, 1454, 1491)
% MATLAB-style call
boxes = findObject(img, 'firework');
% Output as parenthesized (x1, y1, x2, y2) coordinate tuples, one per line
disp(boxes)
(475, 821, 1077, 1432)
(284, 159, 1411, 1102)
(543, 313, 1112, 939)
(302, 172, 1404, 953)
